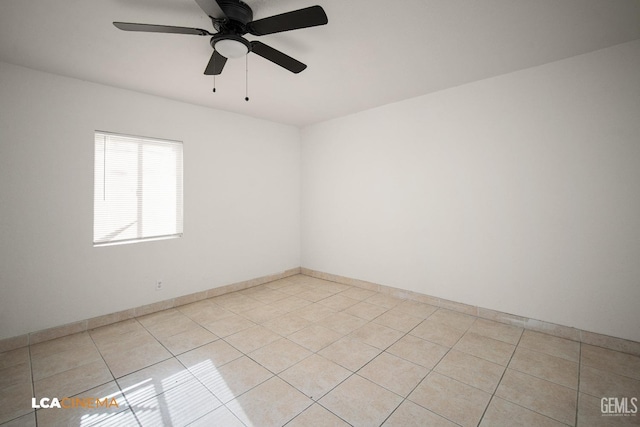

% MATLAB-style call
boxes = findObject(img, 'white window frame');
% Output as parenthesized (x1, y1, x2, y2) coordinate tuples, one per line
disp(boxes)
(93, 131, 183, 247)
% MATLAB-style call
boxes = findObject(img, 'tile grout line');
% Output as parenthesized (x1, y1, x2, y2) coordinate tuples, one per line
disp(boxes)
(347, 300, 509, 426)
(273, 284, 401, 426)
(184, 284, 323, 425)
(27, 332, 129, 427)
(337, 304, 474, 427)
(171, 350, 248, 427)
(132, 310, 260, 425)
(476, 325, 525, 426)
(345, 307, 416, 427)
(504, 361, 580, 391)
(94, 316, 225, 425)
(28, 342, 36, 427)
(399, 312, 484, 427)
(482, 328, 577, 426)
(86, 326, 143, 426)
(233, 281, 369, 425)
(278, 290, 391, 423)
(374, 307, 450, 426)
(575, 342, 582, 426)
(114, 331, 253, 426)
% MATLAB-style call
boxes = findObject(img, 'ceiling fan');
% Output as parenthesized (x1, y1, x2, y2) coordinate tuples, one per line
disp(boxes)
(113, 0, 328, 76)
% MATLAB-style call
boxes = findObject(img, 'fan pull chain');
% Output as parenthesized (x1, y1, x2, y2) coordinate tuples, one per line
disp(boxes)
(212, 51, 217, 93)
(245, 54, 249, 102)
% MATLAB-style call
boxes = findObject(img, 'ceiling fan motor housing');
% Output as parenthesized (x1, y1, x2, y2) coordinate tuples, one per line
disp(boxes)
(216, 0, 253, 30)
(211, 0, 253, 57)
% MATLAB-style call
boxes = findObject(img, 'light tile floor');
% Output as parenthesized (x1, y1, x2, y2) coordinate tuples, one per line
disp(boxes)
(1, 275, 639, 426)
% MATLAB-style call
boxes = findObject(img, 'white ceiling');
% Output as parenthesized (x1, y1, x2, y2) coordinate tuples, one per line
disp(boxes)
(1, 0, 639, 127)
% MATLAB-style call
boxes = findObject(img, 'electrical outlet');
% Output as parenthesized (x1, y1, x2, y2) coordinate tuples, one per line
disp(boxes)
(156, 280, 163, 291)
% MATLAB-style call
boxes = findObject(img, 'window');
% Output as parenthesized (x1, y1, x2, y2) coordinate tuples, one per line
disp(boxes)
(93, 131, 183, 246)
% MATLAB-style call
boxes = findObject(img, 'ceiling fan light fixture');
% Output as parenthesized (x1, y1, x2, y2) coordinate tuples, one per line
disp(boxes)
(215, 38, 249, 58)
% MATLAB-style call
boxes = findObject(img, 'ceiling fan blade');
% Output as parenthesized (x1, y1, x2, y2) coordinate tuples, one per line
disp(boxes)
(248, 5, 327, 36)
(204, 50, 227, 75)
(250, 41, 307, 74)
(194, 0, 226, 19)
(113, 22, 212, 36)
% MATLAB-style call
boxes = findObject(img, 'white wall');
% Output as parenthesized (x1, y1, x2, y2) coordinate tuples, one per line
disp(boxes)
(0, 62, 300, 340)
(2, 40, 639, 344)
(301, 40, 640, 342)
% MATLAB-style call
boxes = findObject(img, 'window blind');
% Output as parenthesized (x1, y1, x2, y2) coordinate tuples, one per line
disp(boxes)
(93, 131, 183, 246)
